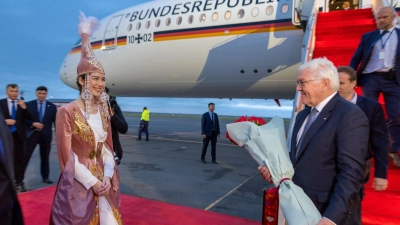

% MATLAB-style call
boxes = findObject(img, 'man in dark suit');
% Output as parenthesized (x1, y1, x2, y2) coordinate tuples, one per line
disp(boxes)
(0, 111, 24, 225)
(338, 66, 389, 191)
(106, 87, 128, 164)
(23, 86, 57, 184)
(260, 58, 369, 225)
(0, 84, 33, 192)
(201, 103, 220, 164)
(350, 6, 400, 166)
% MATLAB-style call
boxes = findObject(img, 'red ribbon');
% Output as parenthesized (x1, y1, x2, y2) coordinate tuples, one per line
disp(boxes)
(262, 178, 290, 225)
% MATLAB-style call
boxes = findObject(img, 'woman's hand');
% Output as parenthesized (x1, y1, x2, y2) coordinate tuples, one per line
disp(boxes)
(92, 180, 103, 195)
(97, 176, 112, 196)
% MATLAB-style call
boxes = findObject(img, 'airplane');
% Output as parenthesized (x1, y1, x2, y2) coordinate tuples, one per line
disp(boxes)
(59, 0, 309, 100)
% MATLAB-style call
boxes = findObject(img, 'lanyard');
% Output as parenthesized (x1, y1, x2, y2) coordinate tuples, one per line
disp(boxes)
(381, 29, 395, 49)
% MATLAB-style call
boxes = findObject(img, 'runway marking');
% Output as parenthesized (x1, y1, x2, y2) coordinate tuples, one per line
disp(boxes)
(204, 172, 259, 211)
(120, 135, 236, 147)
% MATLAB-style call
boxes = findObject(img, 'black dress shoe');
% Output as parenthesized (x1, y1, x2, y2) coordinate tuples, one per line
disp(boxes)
(145, 139, 149, 141)
(212, 161, 218, 164)
(42, 179, 53, 184)
(16, 183, 27, 192)
(136, 138, 141, 141)
(201, 159, 207, 164)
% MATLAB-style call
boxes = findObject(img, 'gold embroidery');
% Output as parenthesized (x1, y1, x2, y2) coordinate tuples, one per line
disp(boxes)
(112, 208, 123, 225)
(88, 196, 99, 225)
(89, 150, 96, 159)
(91, 164, 104, 181)
(100, 109, 108, 132)
(72, 108, 95, 147)
(95, 149, 101, 158)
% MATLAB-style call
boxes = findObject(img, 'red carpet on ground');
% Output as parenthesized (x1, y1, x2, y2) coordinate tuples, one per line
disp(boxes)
(18, 186, 259, 225)
(312, 8, 400, 224)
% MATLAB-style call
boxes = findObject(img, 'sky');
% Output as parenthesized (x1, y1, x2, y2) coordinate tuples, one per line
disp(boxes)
(0, 0, 294, 118)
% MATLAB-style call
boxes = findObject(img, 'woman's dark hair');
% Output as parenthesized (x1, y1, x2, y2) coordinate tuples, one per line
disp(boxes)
(76, 74, 86, 93)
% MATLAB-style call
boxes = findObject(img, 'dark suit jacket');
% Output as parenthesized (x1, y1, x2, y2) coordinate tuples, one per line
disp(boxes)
(25, 100, 57, 142)
(111, 104, 128, 159)
(201, 112, 220, 136)
(350, 28, 400, 86)
(0, 111, 24, 224)
(0, 98, 34, 142)
(289, 94, 369, 224)
(356, 95, 389, 179)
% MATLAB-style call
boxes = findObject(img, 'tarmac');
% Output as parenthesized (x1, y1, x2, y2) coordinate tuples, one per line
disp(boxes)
(23, 113, 279, 222)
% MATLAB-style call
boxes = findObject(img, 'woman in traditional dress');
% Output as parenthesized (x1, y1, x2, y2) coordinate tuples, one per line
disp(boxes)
(50, 12, 122, 225)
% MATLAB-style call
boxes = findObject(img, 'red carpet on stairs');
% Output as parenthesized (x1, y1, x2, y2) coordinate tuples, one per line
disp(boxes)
(18, 186, 259, 225)
(312, 8, 400, 224)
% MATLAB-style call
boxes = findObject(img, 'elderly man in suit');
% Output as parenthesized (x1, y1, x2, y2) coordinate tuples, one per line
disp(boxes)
(0, 84, 33, 192)
(0, 111, 24, 224)
(337, 66, 389, 191)
(350, 6, 400, 165)
(23, 86, 57, 185)
(201, 103, 220, 164)
(260, 58, 369, 225)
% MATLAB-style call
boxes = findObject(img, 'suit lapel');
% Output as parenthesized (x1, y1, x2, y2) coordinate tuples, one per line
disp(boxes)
(290, 107, 310, 163)
(356, 95, 365, 111)
(295, 95, 340, 163)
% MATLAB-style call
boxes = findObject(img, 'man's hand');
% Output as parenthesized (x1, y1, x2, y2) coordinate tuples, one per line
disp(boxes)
(32, 122, 44, 129)
(5, 119, 16, 126)
(17, 99, 27, 109)
(98, 176, 112, 196)
(372, 177, 388, 191)
(316, 217, 335, 225)
(217, 134, 220, 138)
(202, 134, 206, 139)
(258, 166, 273, 183)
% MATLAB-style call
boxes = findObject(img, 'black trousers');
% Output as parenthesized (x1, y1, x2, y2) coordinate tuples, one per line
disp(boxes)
(12, 132, 24, 184)
(23, 131, 51, 180)
(201, 131, 217, 161)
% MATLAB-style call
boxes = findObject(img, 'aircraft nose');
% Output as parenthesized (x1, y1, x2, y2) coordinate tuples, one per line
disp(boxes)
(59, 56, 78, 90)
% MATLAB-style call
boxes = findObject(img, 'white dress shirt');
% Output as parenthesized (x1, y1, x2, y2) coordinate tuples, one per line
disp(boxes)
(296, 92, 337, 144)
(363, 26, 397, 73)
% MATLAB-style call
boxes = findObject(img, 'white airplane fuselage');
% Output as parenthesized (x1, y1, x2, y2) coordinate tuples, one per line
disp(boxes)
(60, 0, 304, 99)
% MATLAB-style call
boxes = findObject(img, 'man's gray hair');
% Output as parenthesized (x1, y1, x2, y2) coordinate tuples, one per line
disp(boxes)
(298, 57, 340, 91)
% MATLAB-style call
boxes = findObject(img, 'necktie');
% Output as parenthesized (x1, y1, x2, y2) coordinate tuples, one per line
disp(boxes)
(39, 102, 43, 122)
(295, 108, 318, 158)
(10, 101, 16, 133)
(0, 138, 5, 164)
(211, 113, 215, 129)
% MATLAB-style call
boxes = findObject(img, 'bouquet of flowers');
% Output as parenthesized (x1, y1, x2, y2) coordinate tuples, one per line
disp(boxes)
(226, 116, 321, 225)
(226, 116, 266, 145)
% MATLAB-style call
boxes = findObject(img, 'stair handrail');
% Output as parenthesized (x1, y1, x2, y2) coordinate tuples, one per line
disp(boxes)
(286, 0, 319, 149)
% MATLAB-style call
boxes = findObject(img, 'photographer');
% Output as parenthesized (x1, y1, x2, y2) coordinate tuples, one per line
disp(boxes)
(106, 87, 128, 165)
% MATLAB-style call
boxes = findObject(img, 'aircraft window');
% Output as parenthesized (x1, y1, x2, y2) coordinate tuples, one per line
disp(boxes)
(200, 14, 206, 23)
(125, 13, 131, 18)
(281, 4, 289, 14)
(145, 21, 151, 29)
(166, 18, 171, 26)
(127, 24, 132, 31)
(225, 11, 231, 20)
(188, 15, 194, 24)
(252, 7, 259, 17)
(155, 19, 161, 27)
(238, 9, 245, 18)
(177, 16, 182, 25)
(212, 12, 218, 21)
(266, 6, 274, 15)
(136, 22, 141, 30)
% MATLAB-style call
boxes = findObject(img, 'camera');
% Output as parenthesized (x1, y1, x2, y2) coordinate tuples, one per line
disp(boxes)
(109, 96, 117, 108)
